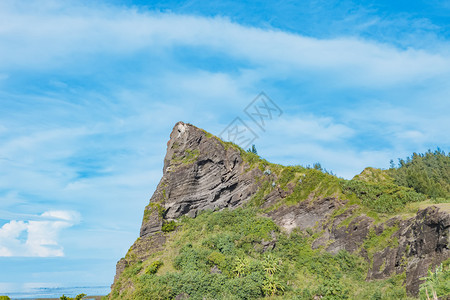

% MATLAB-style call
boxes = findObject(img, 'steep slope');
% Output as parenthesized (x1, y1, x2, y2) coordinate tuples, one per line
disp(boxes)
(110, 122, 449, 299)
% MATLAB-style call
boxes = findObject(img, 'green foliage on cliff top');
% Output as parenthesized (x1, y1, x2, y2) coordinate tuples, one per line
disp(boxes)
(112, 140, 449, 300)
(341, 179, 426, 213)
(390, 149, 450, 200)
(244, 148, 448, 218)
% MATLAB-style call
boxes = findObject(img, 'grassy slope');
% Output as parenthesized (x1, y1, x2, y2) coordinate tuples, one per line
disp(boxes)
(110, 141, 450, 300)
(112, 209, 416, 300)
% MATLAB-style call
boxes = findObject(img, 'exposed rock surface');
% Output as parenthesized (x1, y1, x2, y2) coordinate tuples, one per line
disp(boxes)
(140, 122, 262, 237)
(267, 196, 449, 294)
(113, 122, 263, 289)
(111, 122, 449, 297)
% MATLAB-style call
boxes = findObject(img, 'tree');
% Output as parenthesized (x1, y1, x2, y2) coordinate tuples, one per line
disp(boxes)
(247, 144, 258, 154)
(60, 294, 86, 300)
(390, 148, 450, 199)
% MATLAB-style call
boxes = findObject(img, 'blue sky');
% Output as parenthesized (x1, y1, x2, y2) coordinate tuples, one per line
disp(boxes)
(0, 0, 449, 293)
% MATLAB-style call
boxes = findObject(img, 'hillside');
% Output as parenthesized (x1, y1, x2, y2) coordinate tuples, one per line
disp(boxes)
(109, 122, 449, 299)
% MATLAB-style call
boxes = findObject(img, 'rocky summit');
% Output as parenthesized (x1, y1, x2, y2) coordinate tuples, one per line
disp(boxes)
(110, 122, 449, 299)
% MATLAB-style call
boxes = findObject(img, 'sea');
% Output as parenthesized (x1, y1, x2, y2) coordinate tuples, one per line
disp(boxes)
(0, 283, 110, 299)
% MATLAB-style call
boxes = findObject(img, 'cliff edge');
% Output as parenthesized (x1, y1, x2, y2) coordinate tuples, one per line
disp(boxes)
(110, 122, 449, 299)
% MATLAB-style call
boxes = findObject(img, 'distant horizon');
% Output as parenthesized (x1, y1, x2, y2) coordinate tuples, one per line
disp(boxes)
(1, 0, 449, 293)
(0, 282, 109, 299)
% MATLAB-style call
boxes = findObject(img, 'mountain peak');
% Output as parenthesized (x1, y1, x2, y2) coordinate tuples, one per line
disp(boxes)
(141, 121, 262, 237)
(110, 123, 449, 298)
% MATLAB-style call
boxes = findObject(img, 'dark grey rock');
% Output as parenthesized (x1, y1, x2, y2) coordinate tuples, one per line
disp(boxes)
(112, 122, 450, 297)
(139, 122, 262, 237)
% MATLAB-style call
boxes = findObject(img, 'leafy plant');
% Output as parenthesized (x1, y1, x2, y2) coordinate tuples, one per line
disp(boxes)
(262, 274, 285, 296)
(162, 220, 177, 232)
(146, 260, 163, 275)
(234, 257, 250, 277)
(263, 253, 281, 276)
(419, 261, 450, 299)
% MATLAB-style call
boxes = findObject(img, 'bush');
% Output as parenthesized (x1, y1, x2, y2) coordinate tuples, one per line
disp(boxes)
(146, 260, 163, 275)
(341, 179, 426, 213)
(224, 273, 264, 299)
(202, 233, 237, 255)
(161, 220, 177, 232)
(174, 244, 210, 272)
(419, 261, 450, 299)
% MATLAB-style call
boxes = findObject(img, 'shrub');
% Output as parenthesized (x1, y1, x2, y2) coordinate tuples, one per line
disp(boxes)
(146, 260, 163, 275)
(207, 251, 226, 267)
(202, 233, 237, 255)
(174, 245, 210, 272)
(161, 220, 177, 232)
(224, 273, 264, 299)
(341, 179, 426, 213)
(419, 261, 450, 299)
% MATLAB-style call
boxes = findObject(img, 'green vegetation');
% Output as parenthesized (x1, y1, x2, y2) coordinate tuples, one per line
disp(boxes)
(143, 202, 166, 222)
(111, 209, 420, 299)
(389, 149, 450, 200)
(0, 296, 11, 300)
(353, 167, 394, 183)
(363, 224, 399, 263)
(284, 169, 340, 205)
(162, 220, 177, 232)
(247, 144, 258, 155)
(60, 294, 86, 300)
(341, 179, 426, 213)
(338, 149, 450, 215)
(112, 143, 450, 299)
(146, 260, 164, 274)
(419, 259, 450, 299)
(172, 149, 200, 165)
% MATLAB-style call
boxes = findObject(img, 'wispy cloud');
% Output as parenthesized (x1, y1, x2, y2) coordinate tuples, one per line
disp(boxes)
(0, 210, 80, 257)
(1, 1, 450, 88)
(0, 0, 449, 286)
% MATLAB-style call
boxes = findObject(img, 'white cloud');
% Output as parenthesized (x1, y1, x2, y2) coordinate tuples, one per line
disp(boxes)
(0, 1, 449, 89)
(269, 116, 355, 142)
(0, 210, 79, 257)
(0, 0, 448, 269)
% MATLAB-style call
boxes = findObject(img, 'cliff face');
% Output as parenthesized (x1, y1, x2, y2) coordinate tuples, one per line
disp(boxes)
(140, 122, 262, 237)
(267, 199, 449, 294)
(113, 122, 263, 288)
(111, 122, 449, 297)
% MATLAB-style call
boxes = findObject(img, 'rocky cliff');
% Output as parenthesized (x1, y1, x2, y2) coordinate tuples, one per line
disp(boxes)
(111, 122, 449, 298)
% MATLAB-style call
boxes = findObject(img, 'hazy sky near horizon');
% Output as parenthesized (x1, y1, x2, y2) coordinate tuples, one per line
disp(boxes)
(0, 0, 449, 290)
